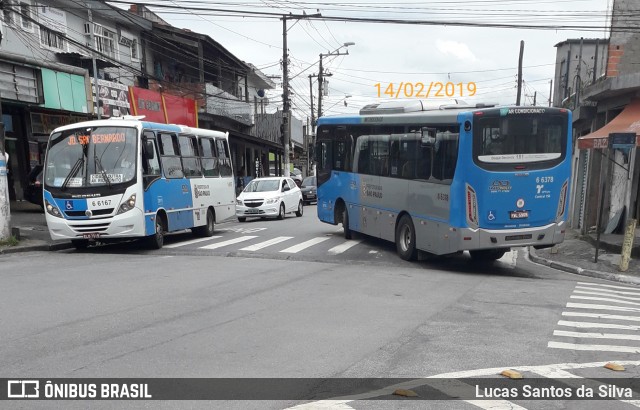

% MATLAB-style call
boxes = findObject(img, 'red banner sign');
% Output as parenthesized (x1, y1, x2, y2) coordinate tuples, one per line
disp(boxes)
(129, 87, 197, 127)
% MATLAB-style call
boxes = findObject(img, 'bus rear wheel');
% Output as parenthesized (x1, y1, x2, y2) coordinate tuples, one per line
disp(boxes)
(342, 207, 352, 239)
(146, 215, 166, 249)
(396, 215, 417, 261)
(469, 249, 507, 261)
(193, 208, 215, 237)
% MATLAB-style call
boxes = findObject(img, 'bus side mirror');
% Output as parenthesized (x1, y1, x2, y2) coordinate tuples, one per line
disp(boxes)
(421, 127, 437, 146)
(145, 140, 155, 160)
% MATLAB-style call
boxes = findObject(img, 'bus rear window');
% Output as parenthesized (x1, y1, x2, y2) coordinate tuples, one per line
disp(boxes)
(473, 114, 567, 170)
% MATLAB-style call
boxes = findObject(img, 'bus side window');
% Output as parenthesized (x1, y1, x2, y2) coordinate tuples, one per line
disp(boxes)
(199, 137, 219, 177)
(142, 131, 161, 177)
(159, 133, 184, 179)
(178, 134, 202, 178)
(216, 138, 232, 177)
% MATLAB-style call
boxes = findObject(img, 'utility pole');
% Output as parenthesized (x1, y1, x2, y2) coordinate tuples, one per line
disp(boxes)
(88, 4, 101, 119)
(548, 79, 553, 107)
(317, 42, 354, 120)
(0, 90, 9, 240)
(282, 16, 290, 177)
(533, 91, 537, 106)
(516, 40, 524, 106)
(575, 37, 584, 111)
(309, 74, 315, 135)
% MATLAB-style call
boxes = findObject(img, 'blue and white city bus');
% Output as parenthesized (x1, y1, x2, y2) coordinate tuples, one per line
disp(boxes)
(43, 117, 236, 250)
(315, 100, 572, 261)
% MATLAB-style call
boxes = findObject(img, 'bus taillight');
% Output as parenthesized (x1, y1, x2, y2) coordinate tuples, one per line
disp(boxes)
(466, 184, 479, 229)
(556, 180, 568, 221)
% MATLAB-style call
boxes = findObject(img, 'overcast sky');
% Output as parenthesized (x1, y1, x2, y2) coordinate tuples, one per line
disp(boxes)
(118, 0, 612, 121)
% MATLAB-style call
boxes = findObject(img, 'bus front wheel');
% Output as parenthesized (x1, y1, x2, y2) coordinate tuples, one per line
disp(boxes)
(396, 215, 417, 261)
(147, 215, 165, 249)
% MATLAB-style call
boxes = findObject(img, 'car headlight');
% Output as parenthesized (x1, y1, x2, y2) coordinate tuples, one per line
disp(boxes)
(45, 199, 63, 218)
(117, 194, 137, 214)
(265, 197, 281, 204)
(236, 198, 243, 205)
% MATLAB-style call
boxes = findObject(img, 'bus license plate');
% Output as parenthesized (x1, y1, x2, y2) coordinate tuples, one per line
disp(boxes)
(82, 233, 100, 239)
(510, 211, 529, 219)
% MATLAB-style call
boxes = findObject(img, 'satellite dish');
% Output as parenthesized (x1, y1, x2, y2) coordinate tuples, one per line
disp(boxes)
(257, 89, 265, 98)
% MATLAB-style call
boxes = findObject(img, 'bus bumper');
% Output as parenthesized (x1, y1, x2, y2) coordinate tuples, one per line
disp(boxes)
(457, 221, 566, 251)
(46, 208, 146, 241)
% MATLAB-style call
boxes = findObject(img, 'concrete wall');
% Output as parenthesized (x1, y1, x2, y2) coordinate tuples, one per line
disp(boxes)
(607, 0, 640, 78)
(553, 39, 608, 107)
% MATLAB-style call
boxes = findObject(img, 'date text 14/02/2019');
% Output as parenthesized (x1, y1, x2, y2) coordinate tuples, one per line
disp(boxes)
(374, 82, 477, 99)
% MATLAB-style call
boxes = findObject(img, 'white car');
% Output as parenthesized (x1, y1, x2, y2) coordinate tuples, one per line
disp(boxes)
(236, 177, 304, 221)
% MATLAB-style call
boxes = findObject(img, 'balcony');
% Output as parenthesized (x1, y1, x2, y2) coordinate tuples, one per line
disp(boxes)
(205, 83, 252, 126)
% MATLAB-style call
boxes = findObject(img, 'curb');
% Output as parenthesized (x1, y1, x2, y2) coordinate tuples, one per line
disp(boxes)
(0, 241, 74, 254)
(527, 246, 640, 286)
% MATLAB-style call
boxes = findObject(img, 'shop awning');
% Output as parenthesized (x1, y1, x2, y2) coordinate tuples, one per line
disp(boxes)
(577, 99, 640, 149)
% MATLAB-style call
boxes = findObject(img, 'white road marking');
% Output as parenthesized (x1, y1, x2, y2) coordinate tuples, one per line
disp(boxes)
(199, 236, 258, 250)
(577, 281, 640, 291)
(566, 303, 640, 313)
(239, 236, 293, 251)
(554, 330, 640, 341)
(562, 311, 640, 322)
(558, 320, 640, 331)
(280, 237, 330, 253)
(285, 361, 640, 410)
(574, 290, 640, 302)
(328, 240, 361, 255)
(163, 236, 221, 249)
(570, 296, 640, 307)
(548, 341, 640, 353)
(576, 285, 640, 297)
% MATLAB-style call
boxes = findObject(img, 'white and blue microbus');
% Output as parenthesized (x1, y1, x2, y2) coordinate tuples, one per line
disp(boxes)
(43, 117, 236, 249)
(315, 101, 572, 261)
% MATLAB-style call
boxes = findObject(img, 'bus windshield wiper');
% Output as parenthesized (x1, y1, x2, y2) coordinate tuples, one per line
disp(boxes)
(94, 154, 112, 188)
(61, 157, 84, 190)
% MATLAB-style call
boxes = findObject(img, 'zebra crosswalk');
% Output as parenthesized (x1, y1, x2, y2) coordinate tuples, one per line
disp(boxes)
(549, 281, 640, 354)
(163, 231, 366, 256)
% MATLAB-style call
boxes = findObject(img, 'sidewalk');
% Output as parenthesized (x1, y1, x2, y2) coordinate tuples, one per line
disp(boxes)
(0, 200, 72, 254)
(2, 203, 640, 285)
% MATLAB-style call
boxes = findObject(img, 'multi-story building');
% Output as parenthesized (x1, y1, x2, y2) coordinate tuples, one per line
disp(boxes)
(0, 0, 299, 204)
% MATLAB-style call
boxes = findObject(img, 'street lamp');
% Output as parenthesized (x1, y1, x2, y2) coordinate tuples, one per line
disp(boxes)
(324, 94, 352, 113)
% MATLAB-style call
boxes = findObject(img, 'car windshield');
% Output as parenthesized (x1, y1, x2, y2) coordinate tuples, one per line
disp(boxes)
(302, 176, 315, 186)
(243, 179, 280, 192)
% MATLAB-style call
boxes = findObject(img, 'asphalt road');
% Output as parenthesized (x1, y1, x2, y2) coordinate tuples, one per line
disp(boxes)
(2, 205, 640, 409)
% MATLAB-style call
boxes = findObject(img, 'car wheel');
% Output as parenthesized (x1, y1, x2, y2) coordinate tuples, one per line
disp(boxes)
(146, 215, 165, 249)
(71, 239, 89, 250)
(342, 207, 352, 240)
(295, 200, 303, 217)
(238, 217, 247, 222)
(194, 208, 215, 237)
(396, 215, 417, 261)
(278, 203, 285, 220)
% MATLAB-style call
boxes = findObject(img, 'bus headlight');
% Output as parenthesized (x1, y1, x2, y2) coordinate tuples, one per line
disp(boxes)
(45, 199, 63, 218)
(117, 194, 137, 214)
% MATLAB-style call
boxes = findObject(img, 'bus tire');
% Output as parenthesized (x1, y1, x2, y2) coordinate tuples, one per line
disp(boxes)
(343, 207, 352, 239)
(295, 201, 303, 217)
(278, 203, 285, 220)
(469, 249, 507, 262)
(396, 215, 417, 261)
(146, 215, 166, 249)
(71, 239, 89, 250)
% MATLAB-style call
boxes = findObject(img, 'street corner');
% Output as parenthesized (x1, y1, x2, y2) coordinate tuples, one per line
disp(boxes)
(0, 238, 72, 254)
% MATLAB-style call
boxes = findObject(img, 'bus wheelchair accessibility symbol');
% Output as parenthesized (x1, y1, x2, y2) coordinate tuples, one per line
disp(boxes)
(65, 200, 74, 210)
(487, 210, 496, 221)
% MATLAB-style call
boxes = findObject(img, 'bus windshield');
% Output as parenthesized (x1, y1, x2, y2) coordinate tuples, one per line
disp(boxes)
(45, 126, 138, 188)
(473, 113, 567, 168)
